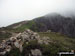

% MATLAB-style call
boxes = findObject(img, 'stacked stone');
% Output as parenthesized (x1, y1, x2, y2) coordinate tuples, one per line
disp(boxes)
(0, 33, 22, 55)
(0, 29, 39, 55)
(0, 40, 12, 55)
(0, 29, 50, 56)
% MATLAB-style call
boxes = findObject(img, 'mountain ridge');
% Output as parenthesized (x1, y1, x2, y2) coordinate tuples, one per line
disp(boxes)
(0, 13, 75, 56)
(2, 13, 75, 37)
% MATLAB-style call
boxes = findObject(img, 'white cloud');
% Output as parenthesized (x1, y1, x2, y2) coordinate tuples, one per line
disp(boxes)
(0, 0, 75, 27)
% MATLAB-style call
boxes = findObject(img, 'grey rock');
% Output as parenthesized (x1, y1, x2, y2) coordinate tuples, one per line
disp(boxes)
(31, 49, 42, 56)
(0, 29, 50, 55)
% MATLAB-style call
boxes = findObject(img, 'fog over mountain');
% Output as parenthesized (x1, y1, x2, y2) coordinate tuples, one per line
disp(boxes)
(0, 0, 75, 27)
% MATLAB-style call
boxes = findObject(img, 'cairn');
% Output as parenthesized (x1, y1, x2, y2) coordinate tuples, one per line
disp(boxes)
(0, 29, 50, 55)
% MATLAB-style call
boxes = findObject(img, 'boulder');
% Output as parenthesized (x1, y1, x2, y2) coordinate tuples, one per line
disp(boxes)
(31, 49, 42, 56)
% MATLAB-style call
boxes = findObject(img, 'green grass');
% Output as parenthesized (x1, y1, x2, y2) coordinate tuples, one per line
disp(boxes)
(13, 20, 36, 32)
(3, 32, 75, 56)
(0, 31, 12, 42)
(22, 32, 75, 56)
(38, 32, 75, 50)
(6, 47, 21, 56)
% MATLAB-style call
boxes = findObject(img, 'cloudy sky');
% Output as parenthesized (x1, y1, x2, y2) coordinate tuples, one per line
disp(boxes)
(0, 0, 75, 27)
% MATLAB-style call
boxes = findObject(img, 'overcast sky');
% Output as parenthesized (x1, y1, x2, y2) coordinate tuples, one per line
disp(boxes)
(0, 0, 75, 27)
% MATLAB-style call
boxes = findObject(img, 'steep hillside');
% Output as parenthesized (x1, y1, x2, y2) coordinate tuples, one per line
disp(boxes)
(7, 13, 75, 37)
(33, 13, 75, 37)
(0, 12, 75, 55)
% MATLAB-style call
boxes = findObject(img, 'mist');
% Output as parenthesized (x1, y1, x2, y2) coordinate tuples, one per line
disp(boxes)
(0, 0, 75, 27)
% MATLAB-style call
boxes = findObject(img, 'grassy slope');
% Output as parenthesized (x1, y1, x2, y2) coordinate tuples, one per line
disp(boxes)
(13, 20, 36, 32)
(39, 32, 75, 50)
(0, 31, 12, 42)
(7, 20, 75, 51)
(6, 32, 75, 56)
(0, 20, 75, 55)
(1, 30, 74, 56)
(21, 32, 75, 55)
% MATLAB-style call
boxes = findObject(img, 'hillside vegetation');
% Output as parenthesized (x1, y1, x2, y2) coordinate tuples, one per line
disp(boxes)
(39, 32, 75, 50)
(1, 31, 75, 56)
(7, 13, 75, 37)
(0, 13, 75, 56)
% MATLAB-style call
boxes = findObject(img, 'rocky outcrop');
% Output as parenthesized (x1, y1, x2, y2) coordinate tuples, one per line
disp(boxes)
(0, 29, 50, 56)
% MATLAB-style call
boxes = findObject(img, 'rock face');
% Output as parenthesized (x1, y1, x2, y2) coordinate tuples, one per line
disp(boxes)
(0, 29, 50, 56)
